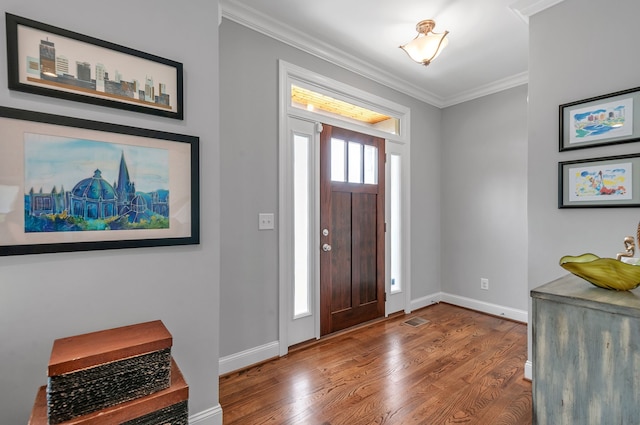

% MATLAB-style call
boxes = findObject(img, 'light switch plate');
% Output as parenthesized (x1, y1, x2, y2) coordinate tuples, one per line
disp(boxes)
(258, 213, 275, 230)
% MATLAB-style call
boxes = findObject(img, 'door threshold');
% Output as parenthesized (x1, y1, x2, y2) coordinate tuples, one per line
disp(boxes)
(288, 311, 406, 354)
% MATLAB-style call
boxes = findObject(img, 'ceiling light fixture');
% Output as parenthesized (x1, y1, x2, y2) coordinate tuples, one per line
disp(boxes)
(399, 19, 449, 66)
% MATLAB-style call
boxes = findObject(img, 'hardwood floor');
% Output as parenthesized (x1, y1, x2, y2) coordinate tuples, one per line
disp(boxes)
(219, 303, 532, 424)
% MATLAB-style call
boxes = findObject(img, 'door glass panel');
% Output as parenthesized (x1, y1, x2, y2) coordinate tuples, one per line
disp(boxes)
(390, 153, 401, 293)
(294, 133, 311, 317)
(332, 138, 378, 185)
(363, 145, 378, 184)
(331, 138, 346, 182)
(348, 142, 362, 183)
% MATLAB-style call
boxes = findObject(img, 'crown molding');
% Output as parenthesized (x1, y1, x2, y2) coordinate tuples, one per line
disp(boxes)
(221, 0, 449, 107)
(221, 0, 535, 108)
(510, 0, 566, 23)
(442, 71, 529, 108)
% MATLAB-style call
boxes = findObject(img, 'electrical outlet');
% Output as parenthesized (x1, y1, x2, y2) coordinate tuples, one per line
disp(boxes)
(258, 213, 275, 230)
(480, 278, 489, 290)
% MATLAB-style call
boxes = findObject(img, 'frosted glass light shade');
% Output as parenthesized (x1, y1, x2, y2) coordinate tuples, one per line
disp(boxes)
(399, 20, 449, 66)
(400, 34, 448, 64)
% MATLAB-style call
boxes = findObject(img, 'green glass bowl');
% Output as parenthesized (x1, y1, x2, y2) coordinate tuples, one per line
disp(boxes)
(559, 253, 640, 291)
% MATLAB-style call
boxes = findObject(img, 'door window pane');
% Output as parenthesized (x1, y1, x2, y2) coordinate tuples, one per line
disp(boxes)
(364, 145, 378, 184)
(331, 138, 346, 182)
(348, 141, 362, 183)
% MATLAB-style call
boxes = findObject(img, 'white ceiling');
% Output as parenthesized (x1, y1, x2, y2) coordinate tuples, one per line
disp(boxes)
(221, 0, 563, 108)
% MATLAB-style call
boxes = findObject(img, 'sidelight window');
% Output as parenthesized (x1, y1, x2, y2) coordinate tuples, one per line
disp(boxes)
(293, 133, 311, 317)
(390, 153, 401, 293)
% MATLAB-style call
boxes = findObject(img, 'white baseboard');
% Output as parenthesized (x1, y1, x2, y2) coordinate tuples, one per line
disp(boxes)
(410, 292, 528, 323)
(219, 341, 280, 375)
(440, 292, 528, 323)
(190, 404, 223, 425)
(524, 359, 533, 381)
(410, 292, 443, 311)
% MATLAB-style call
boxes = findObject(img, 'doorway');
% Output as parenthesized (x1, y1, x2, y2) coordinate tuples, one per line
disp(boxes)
(279, 61, 411, 355)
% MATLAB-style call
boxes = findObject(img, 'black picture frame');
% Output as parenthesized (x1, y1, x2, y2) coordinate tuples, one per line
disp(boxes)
(559, 87, 640, 151)
(558, 153, 640, 208)
(6, 13, 184, 120)
(0, 106, 199, 256)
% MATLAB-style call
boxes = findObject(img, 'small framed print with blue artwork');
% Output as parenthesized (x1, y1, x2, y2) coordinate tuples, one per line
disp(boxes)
(558, 154, 640, 208)
(560, 87, 640, 151)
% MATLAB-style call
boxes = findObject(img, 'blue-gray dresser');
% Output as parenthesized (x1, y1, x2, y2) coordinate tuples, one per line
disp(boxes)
(531, 274, 640, 425)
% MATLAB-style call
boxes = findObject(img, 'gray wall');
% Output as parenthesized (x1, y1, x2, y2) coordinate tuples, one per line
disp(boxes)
(0, 1, 220, 423)
(528, 0, 640, 357)
(442, 85, 529, 311)
(219, 18, 442, 357)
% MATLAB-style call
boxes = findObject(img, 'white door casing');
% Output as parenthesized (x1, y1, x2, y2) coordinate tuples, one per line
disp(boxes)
(279, 60, 411, 355)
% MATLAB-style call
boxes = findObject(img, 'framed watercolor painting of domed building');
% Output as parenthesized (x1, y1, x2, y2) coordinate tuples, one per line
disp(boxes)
(0, 107, 199, 256)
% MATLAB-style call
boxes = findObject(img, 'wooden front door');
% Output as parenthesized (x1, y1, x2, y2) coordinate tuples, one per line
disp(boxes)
(320, 124, 385, 335)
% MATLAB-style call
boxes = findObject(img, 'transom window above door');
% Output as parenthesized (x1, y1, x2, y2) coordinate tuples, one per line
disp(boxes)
(290, 84, 400, 136)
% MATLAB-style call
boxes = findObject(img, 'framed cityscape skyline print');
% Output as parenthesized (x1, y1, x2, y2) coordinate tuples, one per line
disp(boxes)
(558, 153, 640, 208)
(6, 13, 184, 119)
(559, 87, 640, 151)
(0, 106, 199, 256)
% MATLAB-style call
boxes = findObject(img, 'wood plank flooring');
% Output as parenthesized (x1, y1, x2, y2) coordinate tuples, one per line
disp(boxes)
(220, 303, 531, 424)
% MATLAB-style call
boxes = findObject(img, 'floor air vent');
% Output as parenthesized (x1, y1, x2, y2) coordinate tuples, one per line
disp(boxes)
(404, 317, 430, 327)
